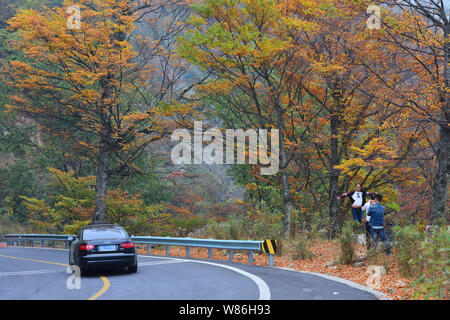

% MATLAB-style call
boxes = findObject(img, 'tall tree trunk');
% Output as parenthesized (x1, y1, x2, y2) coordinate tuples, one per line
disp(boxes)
(92, 134, 111, 223)
(279, 129, 292, 238)
(93, 71, 114, 223)
(430, 120, 449, 223)
(328, 110, 341, 237)
(430, 23, 450, 223)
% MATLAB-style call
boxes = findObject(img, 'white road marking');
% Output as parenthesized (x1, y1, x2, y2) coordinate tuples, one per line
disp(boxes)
(138, 255, 271, 300)
(139, 260, 188, 266)
(0, 270, 62, 277)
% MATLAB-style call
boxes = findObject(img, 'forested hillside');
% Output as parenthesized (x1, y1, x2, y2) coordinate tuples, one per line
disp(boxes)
(0, 0, 448, 300)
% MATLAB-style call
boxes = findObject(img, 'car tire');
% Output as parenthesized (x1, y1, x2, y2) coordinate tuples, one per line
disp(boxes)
(128, 263, 137, 273)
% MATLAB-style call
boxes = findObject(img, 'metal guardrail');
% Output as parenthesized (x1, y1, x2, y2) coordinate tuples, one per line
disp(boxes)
(4, 234, 275, 267)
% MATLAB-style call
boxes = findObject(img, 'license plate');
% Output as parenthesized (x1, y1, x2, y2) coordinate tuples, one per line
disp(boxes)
(98, 245, 116, 252)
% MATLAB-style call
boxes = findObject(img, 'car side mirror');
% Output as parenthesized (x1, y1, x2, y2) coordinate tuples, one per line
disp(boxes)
(67, 236, 74, 242)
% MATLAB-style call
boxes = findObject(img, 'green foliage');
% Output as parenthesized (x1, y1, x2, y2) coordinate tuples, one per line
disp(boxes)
(245, 206, 284, 240)
(297, 211, 330, 241)
(288, 235, 315, 260)
(206, 203, 283, 241)
(0, 214, 27, 234)
(170, 216, 207, 237)
(63, 220, 90, 235)
(207, 220, 226, 240)
(125, 204, 174, 237)
(225, 217, 242, 240)
(19, 168, 178, 236)
(393, 224, 426, 277)
(410, 225, 449, 300)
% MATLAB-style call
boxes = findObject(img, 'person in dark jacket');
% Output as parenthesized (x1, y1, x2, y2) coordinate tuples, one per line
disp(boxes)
(337, 183, 372, 223)
(367, 194, 390, 255)
(362, 193, 376, 249)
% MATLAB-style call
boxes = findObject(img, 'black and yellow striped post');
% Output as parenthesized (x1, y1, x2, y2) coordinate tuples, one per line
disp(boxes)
(260, 239, 277, 267)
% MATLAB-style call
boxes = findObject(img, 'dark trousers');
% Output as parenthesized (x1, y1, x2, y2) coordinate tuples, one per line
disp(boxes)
(369, 226, 391, 255)
(351, 207, 362, 223)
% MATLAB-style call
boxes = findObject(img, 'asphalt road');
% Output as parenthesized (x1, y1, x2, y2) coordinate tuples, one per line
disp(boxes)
(0, 246, 381, 300)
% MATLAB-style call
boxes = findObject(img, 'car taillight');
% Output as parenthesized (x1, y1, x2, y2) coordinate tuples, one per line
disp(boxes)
(79, 244, 95, 251)
(120, 242, 134, 248)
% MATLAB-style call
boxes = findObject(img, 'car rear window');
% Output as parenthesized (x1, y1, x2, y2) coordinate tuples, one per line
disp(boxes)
(83, 227, 128, 240)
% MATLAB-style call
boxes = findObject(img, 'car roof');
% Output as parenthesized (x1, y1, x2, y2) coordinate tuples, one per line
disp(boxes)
(82, 223, 123, 229)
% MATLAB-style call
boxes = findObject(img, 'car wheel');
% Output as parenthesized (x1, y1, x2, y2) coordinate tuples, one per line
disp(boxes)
(78, 266, 87, 276)
(128, 263, 137, 273)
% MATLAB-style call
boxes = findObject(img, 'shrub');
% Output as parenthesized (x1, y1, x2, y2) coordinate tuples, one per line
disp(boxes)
(392, 224, 425, 277)
(339, 220, 359, 264)
(207, 221, 226, 239)
(225, 217, 242, 240)
(171, 216, 207, 237)
(288, 235, 315, 260)
(410, 224, 449, 300)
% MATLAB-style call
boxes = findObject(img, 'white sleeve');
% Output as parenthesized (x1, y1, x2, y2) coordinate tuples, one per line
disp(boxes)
(362, 202, 370, 211)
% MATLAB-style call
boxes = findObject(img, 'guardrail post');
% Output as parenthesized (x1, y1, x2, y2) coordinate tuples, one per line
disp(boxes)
(147, 244, 151, 255)
(52, 240, 56, 248)
(208, 248, 213, 259)
(166, 245, 170, 256)
(269, 254, 274, 267)
(31, 240, 34, 247)
(229, 249, 234, 262)
(248, 250, 253, 264)
(65, 241, 68, 249)
(41, 240, 45, 247)
(186, 246, 190, 258)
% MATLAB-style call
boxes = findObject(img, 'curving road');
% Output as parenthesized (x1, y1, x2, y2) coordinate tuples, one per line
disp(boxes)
(0, 246, 382, 300)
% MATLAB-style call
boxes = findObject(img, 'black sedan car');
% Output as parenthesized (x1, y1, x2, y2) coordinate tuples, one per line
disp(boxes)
(69, 223, 138, 274)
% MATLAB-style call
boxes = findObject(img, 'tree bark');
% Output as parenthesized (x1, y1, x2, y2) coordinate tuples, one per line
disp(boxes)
(430, 117, 449, 223)
(430, 23, 450, 223)
(279, 129, 292, 238)
(328, 109, 342, 237)
(92, 134, 111, 224)
(92, 71, 114, 223)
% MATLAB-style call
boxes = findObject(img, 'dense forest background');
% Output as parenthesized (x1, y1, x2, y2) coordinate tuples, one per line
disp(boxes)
(0, 0, 448, 241)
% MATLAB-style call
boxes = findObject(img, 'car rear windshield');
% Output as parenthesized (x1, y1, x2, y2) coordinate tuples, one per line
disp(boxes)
(83, 227, 128, 240)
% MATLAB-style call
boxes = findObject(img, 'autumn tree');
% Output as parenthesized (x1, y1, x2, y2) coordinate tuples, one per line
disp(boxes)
(177, 0, 425, 236)
(291, 0, 427, 234)
(357, 1, 450, 222)
(6, 0, 192, 223)
(177, 0, 321, 236)
(20, 167, 174, 235)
